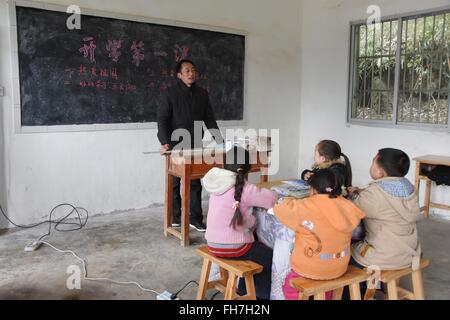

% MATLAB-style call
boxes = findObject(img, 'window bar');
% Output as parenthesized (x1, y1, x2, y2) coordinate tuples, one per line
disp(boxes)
(447, 76, 450, 129)
(363, 24, 368, 119)
(409, 19, 417, 122)
(418, 17, 427, 122)
(400, 21, 408, 121)
(413, 17, 418, 52)
(436, 14, 446, 124)
(379, 22, 384, 118)
(429, 15, 436, 124)
(387, 21, 392, 91)
(392, 18, 403, 125)
(447, 81, 450, 130)
(371, 23, 376, 118)
(447, 14, 450, 128)
(356, 26, 362, 119)
(387, 21, 393, 121)
(404, 20, 410, 121)
(350, 26, 359, 119)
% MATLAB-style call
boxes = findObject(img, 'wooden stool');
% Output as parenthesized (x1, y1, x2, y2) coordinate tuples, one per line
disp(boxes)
(289, 266, 369, 300)
(196, 246, 263, 300)
(379, 258, 430, 300)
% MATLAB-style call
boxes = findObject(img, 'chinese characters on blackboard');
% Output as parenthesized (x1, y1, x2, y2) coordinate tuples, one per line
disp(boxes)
(65, 36, 208, 93)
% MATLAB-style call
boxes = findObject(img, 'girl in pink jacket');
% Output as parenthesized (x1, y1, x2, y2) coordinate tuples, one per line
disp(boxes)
(202, 146, 278, 300)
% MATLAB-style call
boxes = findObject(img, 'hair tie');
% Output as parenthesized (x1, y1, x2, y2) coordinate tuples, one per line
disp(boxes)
(232, 201, 240, 209)
(325, 187, 333, 193)
(237, 168, 244, 173)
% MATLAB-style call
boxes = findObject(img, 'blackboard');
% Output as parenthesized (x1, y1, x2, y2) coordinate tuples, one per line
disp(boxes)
(16, 6, 245, 126)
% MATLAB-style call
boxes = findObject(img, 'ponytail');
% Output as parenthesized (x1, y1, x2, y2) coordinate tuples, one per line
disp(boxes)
(340, 152, 352, 187)
(229, 168, 246, 229)
(308, 169, 342, 199)
(224, 146, 252, 229)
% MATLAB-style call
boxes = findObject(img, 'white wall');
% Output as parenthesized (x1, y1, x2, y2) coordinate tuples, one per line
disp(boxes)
(1, 7, 9, 219)
(0, 86, 5, 216)
(298, 0, 450, 216)
(0, 0, 302, 227)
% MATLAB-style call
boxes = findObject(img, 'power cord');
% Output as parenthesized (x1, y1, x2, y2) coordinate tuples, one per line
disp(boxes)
(1, 204, 162, 297)
(0, 203, 88, 243)
(209, 290, 221, 300)
(0, 203, 189, 298)
(170, 280, 199, 300)
(40, 240, 161, 297)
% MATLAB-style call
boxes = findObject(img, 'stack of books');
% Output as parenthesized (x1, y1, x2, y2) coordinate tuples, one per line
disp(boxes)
(271, 180, 310, 198)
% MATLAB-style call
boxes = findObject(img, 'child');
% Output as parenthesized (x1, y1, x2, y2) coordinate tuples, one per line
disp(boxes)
(349, 148, 422, 271)
(301, 140, 352, 195)
(274, 169, 365, 300)
(202, 146, 278, 300)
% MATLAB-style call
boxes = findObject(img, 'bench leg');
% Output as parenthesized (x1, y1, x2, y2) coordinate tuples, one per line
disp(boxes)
(224, 273, 238, 300)
(349, 283, 362, 300)
(364, 288, 376, 300)
(412, 270, 425, 300)
(332, 287, 344, 300)
(243, 275, 257, 300)
(314, 292, 326, 300)
(219, 267, 229, 287)
(387, 280, 399, 300)
(297, 293, 309, 300)
(196, 258, 212, 300)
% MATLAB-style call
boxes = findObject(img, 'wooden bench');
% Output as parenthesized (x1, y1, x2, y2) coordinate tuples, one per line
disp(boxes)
(378, 258, 430, 300)
(196, 246, 263, 300)
(289, 266, 369, 300)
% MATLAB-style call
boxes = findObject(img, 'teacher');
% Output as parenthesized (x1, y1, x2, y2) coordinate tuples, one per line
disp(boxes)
(157, 59, 223, 232)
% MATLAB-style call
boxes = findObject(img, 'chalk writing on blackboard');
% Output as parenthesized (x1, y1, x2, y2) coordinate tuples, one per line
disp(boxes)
(131, 41, 145, 66)
(79, 36, 97, 63)
(106, 40, 123, 62)
(17, 5, 245, 126)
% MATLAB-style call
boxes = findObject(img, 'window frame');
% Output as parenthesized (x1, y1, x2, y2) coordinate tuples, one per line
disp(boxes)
(347, 5, 450, 132)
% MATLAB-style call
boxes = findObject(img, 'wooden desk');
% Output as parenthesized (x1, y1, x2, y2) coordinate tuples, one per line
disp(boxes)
(256, 179, 284, 189)
(413, 155, 450, 218)
(164, 148, 270, 246)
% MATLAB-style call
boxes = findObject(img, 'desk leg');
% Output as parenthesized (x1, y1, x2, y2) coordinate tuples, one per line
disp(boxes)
(259, 152, 269, 183)
(164, 157, 173, 237)
(260, 166, 268, 183)
(414, 162, 420, 192)
(181, 176, 191, 247)
(424, 180, 431, 219)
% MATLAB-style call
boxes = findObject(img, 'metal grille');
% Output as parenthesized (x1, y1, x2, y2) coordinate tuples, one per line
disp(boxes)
(350, 9, 450, 127)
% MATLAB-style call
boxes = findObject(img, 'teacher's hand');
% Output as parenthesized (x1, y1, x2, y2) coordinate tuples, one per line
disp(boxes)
(160, 144, 170, 155)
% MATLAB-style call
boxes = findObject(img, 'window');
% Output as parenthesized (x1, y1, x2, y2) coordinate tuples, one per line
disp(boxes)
(348, 9, 450, 129)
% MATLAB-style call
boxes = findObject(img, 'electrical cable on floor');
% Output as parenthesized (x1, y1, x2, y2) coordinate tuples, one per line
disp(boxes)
(170, 280, 199, 299)
(1, 203, 163, 297)
(0, 203, 88, 243)
(1, 204, 187, 298)
(209, 290, 221, 300)
(40, 240, 161, 297)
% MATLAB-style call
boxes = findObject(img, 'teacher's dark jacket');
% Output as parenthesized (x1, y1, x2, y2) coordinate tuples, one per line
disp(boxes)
(157, 81, 223, 149)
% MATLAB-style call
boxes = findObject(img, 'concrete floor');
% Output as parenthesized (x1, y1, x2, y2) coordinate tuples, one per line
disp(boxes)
(0, 207, 449, 300)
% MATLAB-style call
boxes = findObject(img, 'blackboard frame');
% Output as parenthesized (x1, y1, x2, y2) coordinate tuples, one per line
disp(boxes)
(8, 0, 248, 133)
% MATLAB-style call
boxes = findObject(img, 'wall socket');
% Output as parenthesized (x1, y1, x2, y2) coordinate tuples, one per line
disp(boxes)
(0, 86, 5, 97)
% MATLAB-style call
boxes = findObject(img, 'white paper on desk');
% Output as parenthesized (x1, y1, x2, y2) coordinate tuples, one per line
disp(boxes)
(267, 208, 275, 215)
